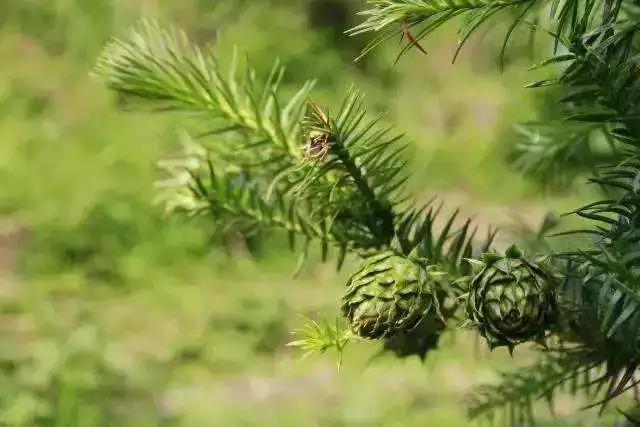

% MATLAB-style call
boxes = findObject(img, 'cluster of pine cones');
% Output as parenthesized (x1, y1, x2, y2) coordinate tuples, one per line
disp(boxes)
(341, 246, 557, 357)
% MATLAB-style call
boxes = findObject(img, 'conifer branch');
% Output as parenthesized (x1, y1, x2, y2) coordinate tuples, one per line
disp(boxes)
(347, 0, 640, 417)
(91, 7, 640, 422)
(297, 90, 406, 249)
(352, 0, 532, 32)
(510, 122, 622, 189)
(155, 140, 383, 252)
(349, 0, 537, 59)
(95, 21, 497, 274)
(468, 350, 602, 423)
(93, 20, 314, 165)
(94, 21, 410, 258)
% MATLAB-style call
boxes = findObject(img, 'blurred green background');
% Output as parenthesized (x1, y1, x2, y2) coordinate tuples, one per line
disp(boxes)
(0, 0, 615, 426)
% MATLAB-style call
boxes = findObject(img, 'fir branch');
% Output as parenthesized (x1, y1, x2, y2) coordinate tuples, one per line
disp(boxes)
(564, 160, 640, 360)
(167, 160, 322, 238)
(97, 16, 640, 421)
(468, 349, 603, 424)
(95, 22, 499, 266)
(156, 141, 366, 249)
(93, 20, 314, 163)
(350, 0, 532, 36)
(511, 123, 621, 189)
(95, 22, 412, 256)
(548, 21, 639, 131)
(349, 0, 537, 60)
(516, 5, 640, 411)
(296, 89, 408, 249)
(349, 0, 635, 62)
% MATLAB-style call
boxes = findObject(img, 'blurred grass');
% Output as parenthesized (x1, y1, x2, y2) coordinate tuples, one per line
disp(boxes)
(0, 0, 616, 426)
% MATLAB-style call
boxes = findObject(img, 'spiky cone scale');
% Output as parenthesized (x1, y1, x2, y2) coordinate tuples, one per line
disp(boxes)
(341, 251, 442, 339)
(466, 246, 556, 353)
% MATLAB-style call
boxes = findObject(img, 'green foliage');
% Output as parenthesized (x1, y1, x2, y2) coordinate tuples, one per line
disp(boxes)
(350, 0, 536, 62)
(359, 0, 640, 421)
(94, 20, 511, 281)
(2, 2, 551, 426)
(95, 12, 628, 424)
(342, 0, 640, 422)
(12, 0, 640, 424)
(94, 20, 313, 158)
(467, 348, 599, 424)
(94, 22, 402, 259)
(511, 122, 621, 190)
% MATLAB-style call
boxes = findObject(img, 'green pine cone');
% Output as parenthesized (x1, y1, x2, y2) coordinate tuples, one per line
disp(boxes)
(342, 251, 441, 339)
(466, 246, 556, 351)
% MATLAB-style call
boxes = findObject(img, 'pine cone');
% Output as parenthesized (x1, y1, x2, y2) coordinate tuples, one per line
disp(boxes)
(466, 245, 556, 352)
(342, 252, 442, 339)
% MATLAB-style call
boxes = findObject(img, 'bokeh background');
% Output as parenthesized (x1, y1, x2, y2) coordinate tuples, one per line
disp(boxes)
(0, 0, 615, 426)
